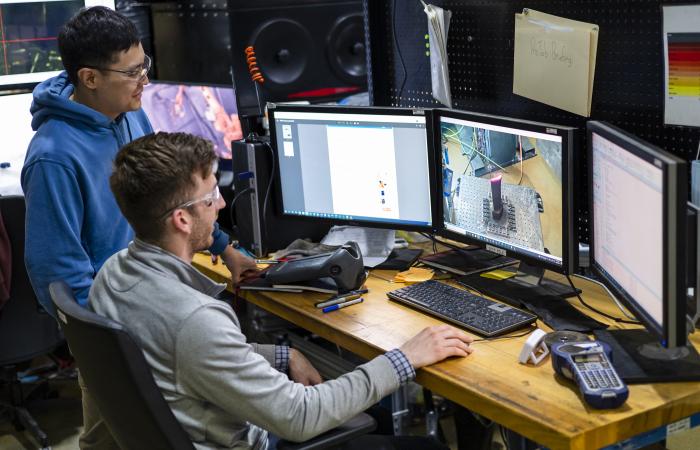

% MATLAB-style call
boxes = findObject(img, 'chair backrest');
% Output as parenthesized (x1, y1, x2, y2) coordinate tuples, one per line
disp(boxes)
(0, 195, 63, 364)
(49, 280, 195, 450)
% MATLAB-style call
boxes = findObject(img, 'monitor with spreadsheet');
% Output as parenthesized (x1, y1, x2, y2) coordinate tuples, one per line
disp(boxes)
(588, 121, 688, 349)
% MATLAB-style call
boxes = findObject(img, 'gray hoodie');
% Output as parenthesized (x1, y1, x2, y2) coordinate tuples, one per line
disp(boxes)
(89, 240, 406, 449)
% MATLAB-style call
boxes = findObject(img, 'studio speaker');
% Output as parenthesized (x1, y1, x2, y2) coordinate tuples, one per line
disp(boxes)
(228, 0, 367, 116)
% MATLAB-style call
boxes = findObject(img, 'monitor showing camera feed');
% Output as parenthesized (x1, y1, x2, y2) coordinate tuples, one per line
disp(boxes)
(0, 0, 115, 87)
(269, 105, 435, 231)
(140, 81, 241, 159)
(438, 111, 575, 272)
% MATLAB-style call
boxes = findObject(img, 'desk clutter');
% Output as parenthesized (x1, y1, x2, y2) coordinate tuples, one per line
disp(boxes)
(239, 241, 366, 294)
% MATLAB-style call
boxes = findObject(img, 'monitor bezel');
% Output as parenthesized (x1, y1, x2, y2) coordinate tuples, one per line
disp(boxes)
(268, 103, 438, 232)
(0, 0, 116, 88)
(141, 79, 239, 161)
(587, 120, 688, 349)
(432, 108, 577, 274)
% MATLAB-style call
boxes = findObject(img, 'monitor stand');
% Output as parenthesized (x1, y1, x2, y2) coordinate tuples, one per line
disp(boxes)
(594, 329, 700, 383)
(508, 260, 581, 298)
(458, 261, 608, 333)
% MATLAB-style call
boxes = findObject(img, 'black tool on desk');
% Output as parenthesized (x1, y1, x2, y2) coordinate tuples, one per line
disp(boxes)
(266, 241, 366, 293)
(387, 280, 537, 337)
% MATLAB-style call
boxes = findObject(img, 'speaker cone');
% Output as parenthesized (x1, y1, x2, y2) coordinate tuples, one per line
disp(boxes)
(327, 13, 366, 84)
(251, 19, 313, 88)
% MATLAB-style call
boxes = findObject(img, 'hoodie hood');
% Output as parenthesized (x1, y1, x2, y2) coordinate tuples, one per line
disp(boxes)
(30, 71, 117, 131)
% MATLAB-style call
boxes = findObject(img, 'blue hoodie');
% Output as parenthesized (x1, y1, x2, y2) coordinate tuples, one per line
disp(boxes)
(22, 73, 229, 316)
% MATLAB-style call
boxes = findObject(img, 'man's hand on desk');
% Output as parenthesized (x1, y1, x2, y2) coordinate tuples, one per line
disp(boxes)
(400, 325, 474, 369)
(289, 348, 323, 386)
(220, 245, 259, 284)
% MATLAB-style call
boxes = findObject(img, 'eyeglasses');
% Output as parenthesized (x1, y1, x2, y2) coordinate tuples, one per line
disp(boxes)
(84, 54, 152, 82)
(159, 185, 221, 220)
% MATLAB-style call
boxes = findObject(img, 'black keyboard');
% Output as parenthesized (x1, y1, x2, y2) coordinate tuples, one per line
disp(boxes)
(387, 280, 537, 337)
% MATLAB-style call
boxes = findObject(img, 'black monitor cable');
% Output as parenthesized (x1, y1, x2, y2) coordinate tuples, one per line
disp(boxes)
(565, 274, 639, 325)
(470, 325, 537, 343)
(392, 0, 408, 103)
(228, 187, 253, 237)
(261, 141, 276, 248)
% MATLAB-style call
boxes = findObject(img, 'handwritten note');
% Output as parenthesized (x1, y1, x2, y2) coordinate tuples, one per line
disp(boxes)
(513, 9, 598, 116)
(529, 37, 574, 67)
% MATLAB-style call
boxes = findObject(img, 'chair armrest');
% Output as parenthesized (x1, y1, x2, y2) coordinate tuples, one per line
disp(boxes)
(276, 412, 377, 450)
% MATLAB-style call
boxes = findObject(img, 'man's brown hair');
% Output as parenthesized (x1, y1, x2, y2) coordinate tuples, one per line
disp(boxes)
(110, 132, 217, 242)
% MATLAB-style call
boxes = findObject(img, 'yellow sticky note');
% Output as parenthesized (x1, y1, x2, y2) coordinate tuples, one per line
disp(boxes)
(394, 267, 434, 283)
(480, 269, 517, 281)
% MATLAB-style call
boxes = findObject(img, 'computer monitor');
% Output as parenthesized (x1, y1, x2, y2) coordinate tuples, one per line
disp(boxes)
(140, 81, 241, 160)
(268, 104, 436, 231)
(0, 92, 34, 196)
(433, 108, 577, 300)
(588, 121, 700, 382)
(0, 0, 115, 87)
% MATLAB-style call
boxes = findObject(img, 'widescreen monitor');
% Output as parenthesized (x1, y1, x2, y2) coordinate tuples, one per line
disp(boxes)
(588, 121, 688, 349)
(140, 81, 241, 159)
(434, 109, 577, 275)
(268, 104, 436, 231)
(0, 0, 114, 87)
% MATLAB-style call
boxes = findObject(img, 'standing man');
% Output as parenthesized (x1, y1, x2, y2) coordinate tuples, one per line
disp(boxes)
(91, 131, 474, 449)
(22, 7, 254, 448)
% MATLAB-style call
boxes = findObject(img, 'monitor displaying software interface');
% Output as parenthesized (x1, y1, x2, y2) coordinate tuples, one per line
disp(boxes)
(440, 115, 564, 267)
(0, 0, 115, 86)
(591, 132, 664, 327)
(272, 110, 433, 228)
(141, 82, 241, 159)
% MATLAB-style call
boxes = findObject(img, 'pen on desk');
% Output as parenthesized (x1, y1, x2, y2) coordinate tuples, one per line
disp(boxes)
(315, 289, 369, 308)
(322, 297, 364, 313)
(254, 259, 281, 265)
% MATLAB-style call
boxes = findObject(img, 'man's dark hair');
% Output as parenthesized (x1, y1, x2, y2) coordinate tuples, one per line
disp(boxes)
(58, 6, 140, 85)
(111, 132, 218, 243)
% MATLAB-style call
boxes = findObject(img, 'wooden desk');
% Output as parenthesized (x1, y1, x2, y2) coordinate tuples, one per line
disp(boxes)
(194, 253, 700, 450)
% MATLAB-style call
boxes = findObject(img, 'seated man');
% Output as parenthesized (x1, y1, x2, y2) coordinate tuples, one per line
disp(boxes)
(90, 132, 474, 449)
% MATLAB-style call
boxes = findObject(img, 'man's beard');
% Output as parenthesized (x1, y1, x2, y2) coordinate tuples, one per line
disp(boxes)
(189, 213, 214, 252)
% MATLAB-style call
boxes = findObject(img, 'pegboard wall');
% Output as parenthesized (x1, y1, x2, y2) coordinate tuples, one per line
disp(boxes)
(363, 0, 700, 243)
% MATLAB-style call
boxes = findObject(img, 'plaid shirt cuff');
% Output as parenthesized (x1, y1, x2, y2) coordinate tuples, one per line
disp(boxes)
(275, 346, 290, 373)
(385, 348, 415, 385)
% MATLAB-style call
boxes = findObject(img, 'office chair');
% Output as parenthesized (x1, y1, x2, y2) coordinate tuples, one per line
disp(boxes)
(49, 280, 376, 450)
(0, 195, 64, 450)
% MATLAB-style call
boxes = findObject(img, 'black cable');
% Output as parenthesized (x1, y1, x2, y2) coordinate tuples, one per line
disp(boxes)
(420, 232, 467, 252)
(470, 325, 536, 343)
(565, 274, 640, 325)
(392, 0, 408, 103)
(228, 187, 252, 234)
(454, 279, 485, 297)
(262, 141, 276, 248)
(420, 232, 503, 261)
